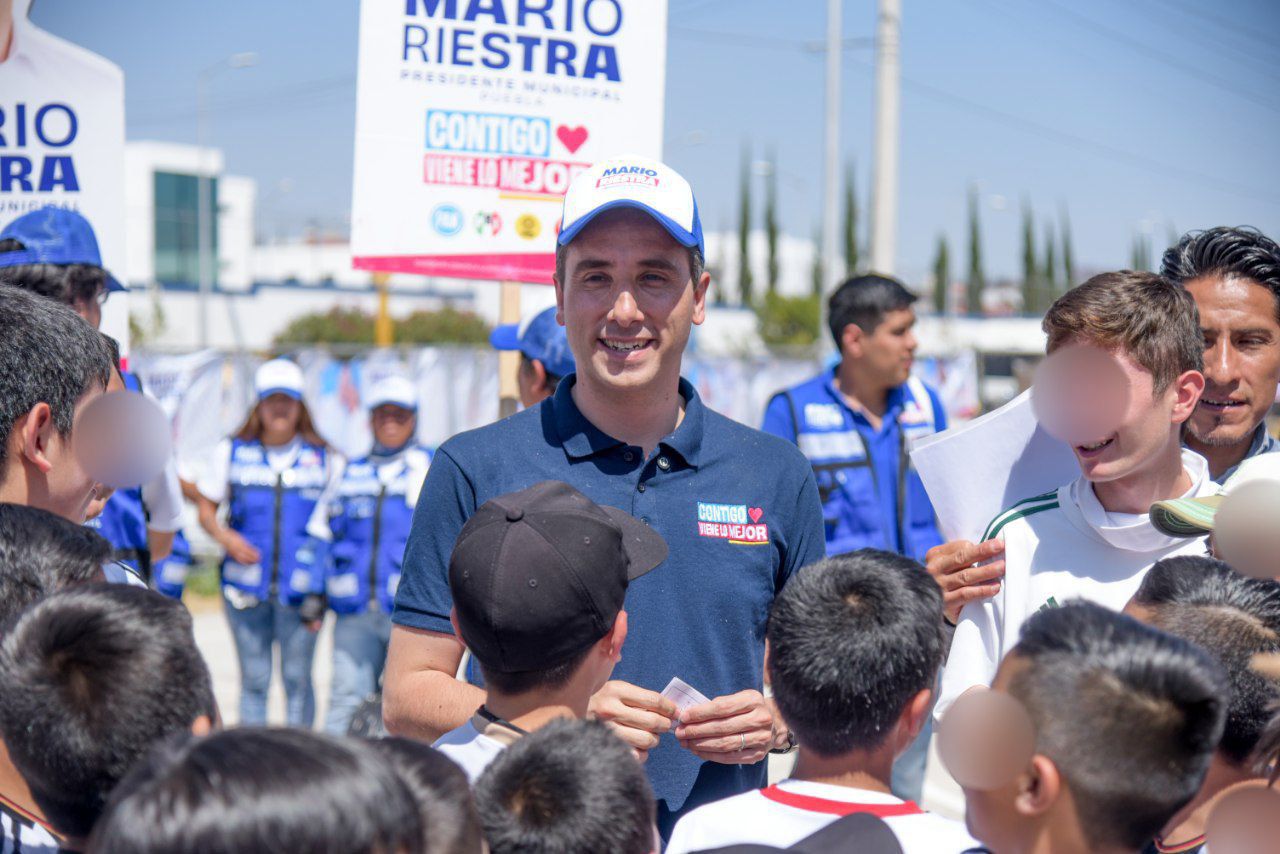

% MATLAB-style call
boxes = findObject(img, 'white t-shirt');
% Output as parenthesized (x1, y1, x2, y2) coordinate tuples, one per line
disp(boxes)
(196, 437, 343, 506)
(0, 803, 59, 854)
(666, 779, 979, 854)
(937, 450, 1217, 719)
(432, 714, 520, 784)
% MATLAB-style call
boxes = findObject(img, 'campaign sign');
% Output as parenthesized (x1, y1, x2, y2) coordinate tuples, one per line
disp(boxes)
(0, 0, 128, 344)
(351, 0, 668, 284)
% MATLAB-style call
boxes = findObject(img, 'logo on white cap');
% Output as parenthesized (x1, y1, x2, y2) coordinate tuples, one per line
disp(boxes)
(254, 359, 305, 400)
(558, 155, 702, 254)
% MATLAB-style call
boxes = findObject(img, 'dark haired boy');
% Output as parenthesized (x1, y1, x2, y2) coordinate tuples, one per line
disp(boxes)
(964, 601, 1227, 854)
(1123, 556, 1280, 854)
(668, 551, 976, 853)
(939, 272, 1216, 716)
(0, 586, 218, 850)
(1161, 226, 1280, 482)
(475, 718, 658, 854)
(762, 274, 947, 800)
(433, 480, 668, 781)
(0, 286, 113, 523)
(0, 504, 112, 853)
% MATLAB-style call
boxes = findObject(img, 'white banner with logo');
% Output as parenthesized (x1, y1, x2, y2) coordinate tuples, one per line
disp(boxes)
(350, 0, 668, 284)
(0, 0, 128, 344)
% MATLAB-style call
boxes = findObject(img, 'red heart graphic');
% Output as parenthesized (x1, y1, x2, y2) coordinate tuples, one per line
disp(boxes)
(556, 125, 589, 154)
(748, 507, 764, 523)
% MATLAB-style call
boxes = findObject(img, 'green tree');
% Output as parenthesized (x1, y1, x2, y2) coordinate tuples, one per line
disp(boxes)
(1060, 206, 1075, 290)
(967, 185, 985, 316)
(273, 306, 490, 346)
(1043, 222, 1057, 301)
(756, 291, 821, 348)
(932, 234, 950, 316)
(811, 225, 824, 298)
(737, 146, 754, 306)
(1131, 233, 1150, 272)
(765, 152, 780, 294)
(843, 161, 858, 276)
(1021, 198, 1037, 314)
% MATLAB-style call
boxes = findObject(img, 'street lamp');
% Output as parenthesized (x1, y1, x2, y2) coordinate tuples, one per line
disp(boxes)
(196, 52, 257, 349)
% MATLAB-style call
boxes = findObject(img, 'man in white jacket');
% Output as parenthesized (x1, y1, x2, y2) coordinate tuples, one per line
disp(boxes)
(938, 271, 1215, 717)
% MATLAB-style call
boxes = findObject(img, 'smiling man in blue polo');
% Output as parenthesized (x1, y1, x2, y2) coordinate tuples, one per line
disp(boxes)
(384, 155, 825, 837)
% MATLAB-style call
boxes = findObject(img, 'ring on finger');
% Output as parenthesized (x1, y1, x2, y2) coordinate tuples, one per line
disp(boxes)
(739, 733, 746, 751)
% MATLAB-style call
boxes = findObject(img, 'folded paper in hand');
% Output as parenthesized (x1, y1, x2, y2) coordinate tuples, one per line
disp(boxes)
(660, 677, 711, 712)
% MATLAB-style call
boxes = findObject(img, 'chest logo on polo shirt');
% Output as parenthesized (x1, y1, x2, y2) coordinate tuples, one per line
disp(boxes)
(696, 502, 769, 545)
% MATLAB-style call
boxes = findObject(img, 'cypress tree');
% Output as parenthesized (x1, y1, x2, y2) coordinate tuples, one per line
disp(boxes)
(967, 185, 985, 317)
(737, 147, 753, 306)
(933, 234, 950, 316)
(1021, 198, 1037, 314)
(843, 161, 858, 276)
(765, 152, 780, 294)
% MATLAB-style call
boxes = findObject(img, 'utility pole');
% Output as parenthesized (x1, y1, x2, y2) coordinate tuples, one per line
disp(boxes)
(821, 0, 842, 295)
(869, 0, 901, 274)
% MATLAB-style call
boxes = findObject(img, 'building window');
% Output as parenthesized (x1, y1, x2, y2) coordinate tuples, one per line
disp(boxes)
(154, 171, 218, 287)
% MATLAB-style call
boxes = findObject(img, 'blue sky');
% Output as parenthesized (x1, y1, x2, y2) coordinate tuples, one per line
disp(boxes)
(30, 0, 1280, 284)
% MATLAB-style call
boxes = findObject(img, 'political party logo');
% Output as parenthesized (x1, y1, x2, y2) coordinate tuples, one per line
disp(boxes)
(474, 210, 502, 236)
(696, 502, 769, 546)
(515, 214, 541, 240)
(597, 164, 659, 190)
(431, 204, 463, 236)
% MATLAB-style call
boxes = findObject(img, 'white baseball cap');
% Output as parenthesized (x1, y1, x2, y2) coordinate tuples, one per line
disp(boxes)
(366, 376, 417, 412)
(254, 359, 305, 401)
(1150, 452, 1280, 536)
(558, 155, 704, 254)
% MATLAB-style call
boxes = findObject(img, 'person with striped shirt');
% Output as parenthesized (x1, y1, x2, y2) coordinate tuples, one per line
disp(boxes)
(937, 272, 1219, 719)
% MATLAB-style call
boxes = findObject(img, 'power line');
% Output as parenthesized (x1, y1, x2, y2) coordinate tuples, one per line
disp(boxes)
(129, 76, 355, 125)
(1154, 0, 1278, 54)
(1029, 0, 1280, 115)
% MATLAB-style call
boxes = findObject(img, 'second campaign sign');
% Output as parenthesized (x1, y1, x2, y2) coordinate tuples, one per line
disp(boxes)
(351, 0, 669, 284)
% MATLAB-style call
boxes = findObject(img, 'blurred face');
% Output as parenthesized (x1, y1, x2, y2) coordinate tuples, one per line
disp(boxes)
(847, 307, 918, 388)
(370, 404, 416, 449)
(1065, 344, 1200, 484)
(41, 384, 109, 523)
(554, 208, 709, 397)
(1185, 275, 1280, 449)
(258, 393, 302, 441)
(962, 655, 1035, 854)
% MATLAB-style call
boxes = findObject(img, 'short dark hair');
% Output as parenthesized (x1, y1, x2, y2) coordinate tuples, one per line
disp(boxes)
(365, 738, 484, 854)
(0, 238, 108, 307)
(475, 719, 655, 854)
(554, 241, 705, 288)
(827, 274, 918, 348)
(0, 503, 110, 626)
(1042, 271, 1203, 394)
(89, 729, 425, 854)
(767, 550, 944, 757)
(1008, 601, 1227, 851)
(1160, 226, 1280, 322)
(1132, 556, 1280, 765)
(477, 644, 593, 696)
(0, 585, 217, 839)
(0, 285, 112, 483)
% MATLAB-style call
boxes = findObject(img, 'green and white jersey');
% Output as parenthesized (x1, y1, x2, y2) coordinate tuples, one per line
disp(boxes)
(936, 451, 1216, 720)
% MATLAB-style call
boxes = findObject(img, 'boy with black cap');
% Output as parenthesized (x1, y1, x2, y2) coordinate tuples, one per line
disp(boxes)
(434, 480, 667, 781)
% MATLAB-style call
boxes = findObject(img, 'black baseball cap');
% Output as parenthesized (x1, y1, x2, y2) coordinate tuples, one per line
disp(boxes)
(449, 481, 667, 673)
(692, 813, 906, 854)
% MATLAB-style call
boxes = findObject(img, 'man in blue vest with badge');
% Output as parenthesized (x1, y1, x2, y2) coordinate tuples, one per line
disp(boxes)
(761, 273, 947, 800)
(311, 375, 432, 734)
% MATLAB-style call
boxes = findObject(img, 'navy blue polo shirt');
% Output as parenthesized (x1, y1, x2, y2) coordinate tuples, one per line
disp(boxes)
(395, 376, 825, 829)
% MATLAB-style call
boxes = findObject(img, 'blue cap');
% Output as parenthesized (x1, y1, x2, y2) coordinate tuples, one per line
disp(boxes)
(0, 206, 125, 292)
(489, 306, 576, 379)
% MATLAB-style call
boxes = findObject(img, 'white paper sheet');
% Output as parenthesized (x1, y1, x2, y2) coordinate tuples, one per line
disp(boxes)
(910, 390, 1080, 542)
(660, 677, 711, 713)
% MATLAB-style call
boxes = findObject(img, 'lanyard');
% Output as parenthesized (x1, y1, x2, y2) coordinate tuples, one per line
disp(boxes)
(476, 705, 530, 737)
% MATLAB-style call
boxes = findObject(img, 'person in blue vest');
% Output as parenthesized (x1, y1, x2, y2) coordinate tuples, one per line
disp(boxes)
(761, 273, 947, 803)
(194, 358, 340, 727)
(312, 375, 432, 735)
(0, 206, 186, 586)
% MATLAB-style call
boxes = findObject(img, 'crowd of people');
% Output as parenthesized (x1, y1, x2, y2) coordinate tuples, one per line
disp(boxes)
(0, 153, 1277, 854)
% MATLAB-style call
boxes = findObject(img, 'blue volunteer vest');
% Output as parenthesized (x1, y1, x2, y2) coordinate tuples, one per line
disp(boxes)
(771, 374, 944, 561)
(326, 445, 432, 615)
(152, 529, 193, 600)
(223, 438, 330, 604)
